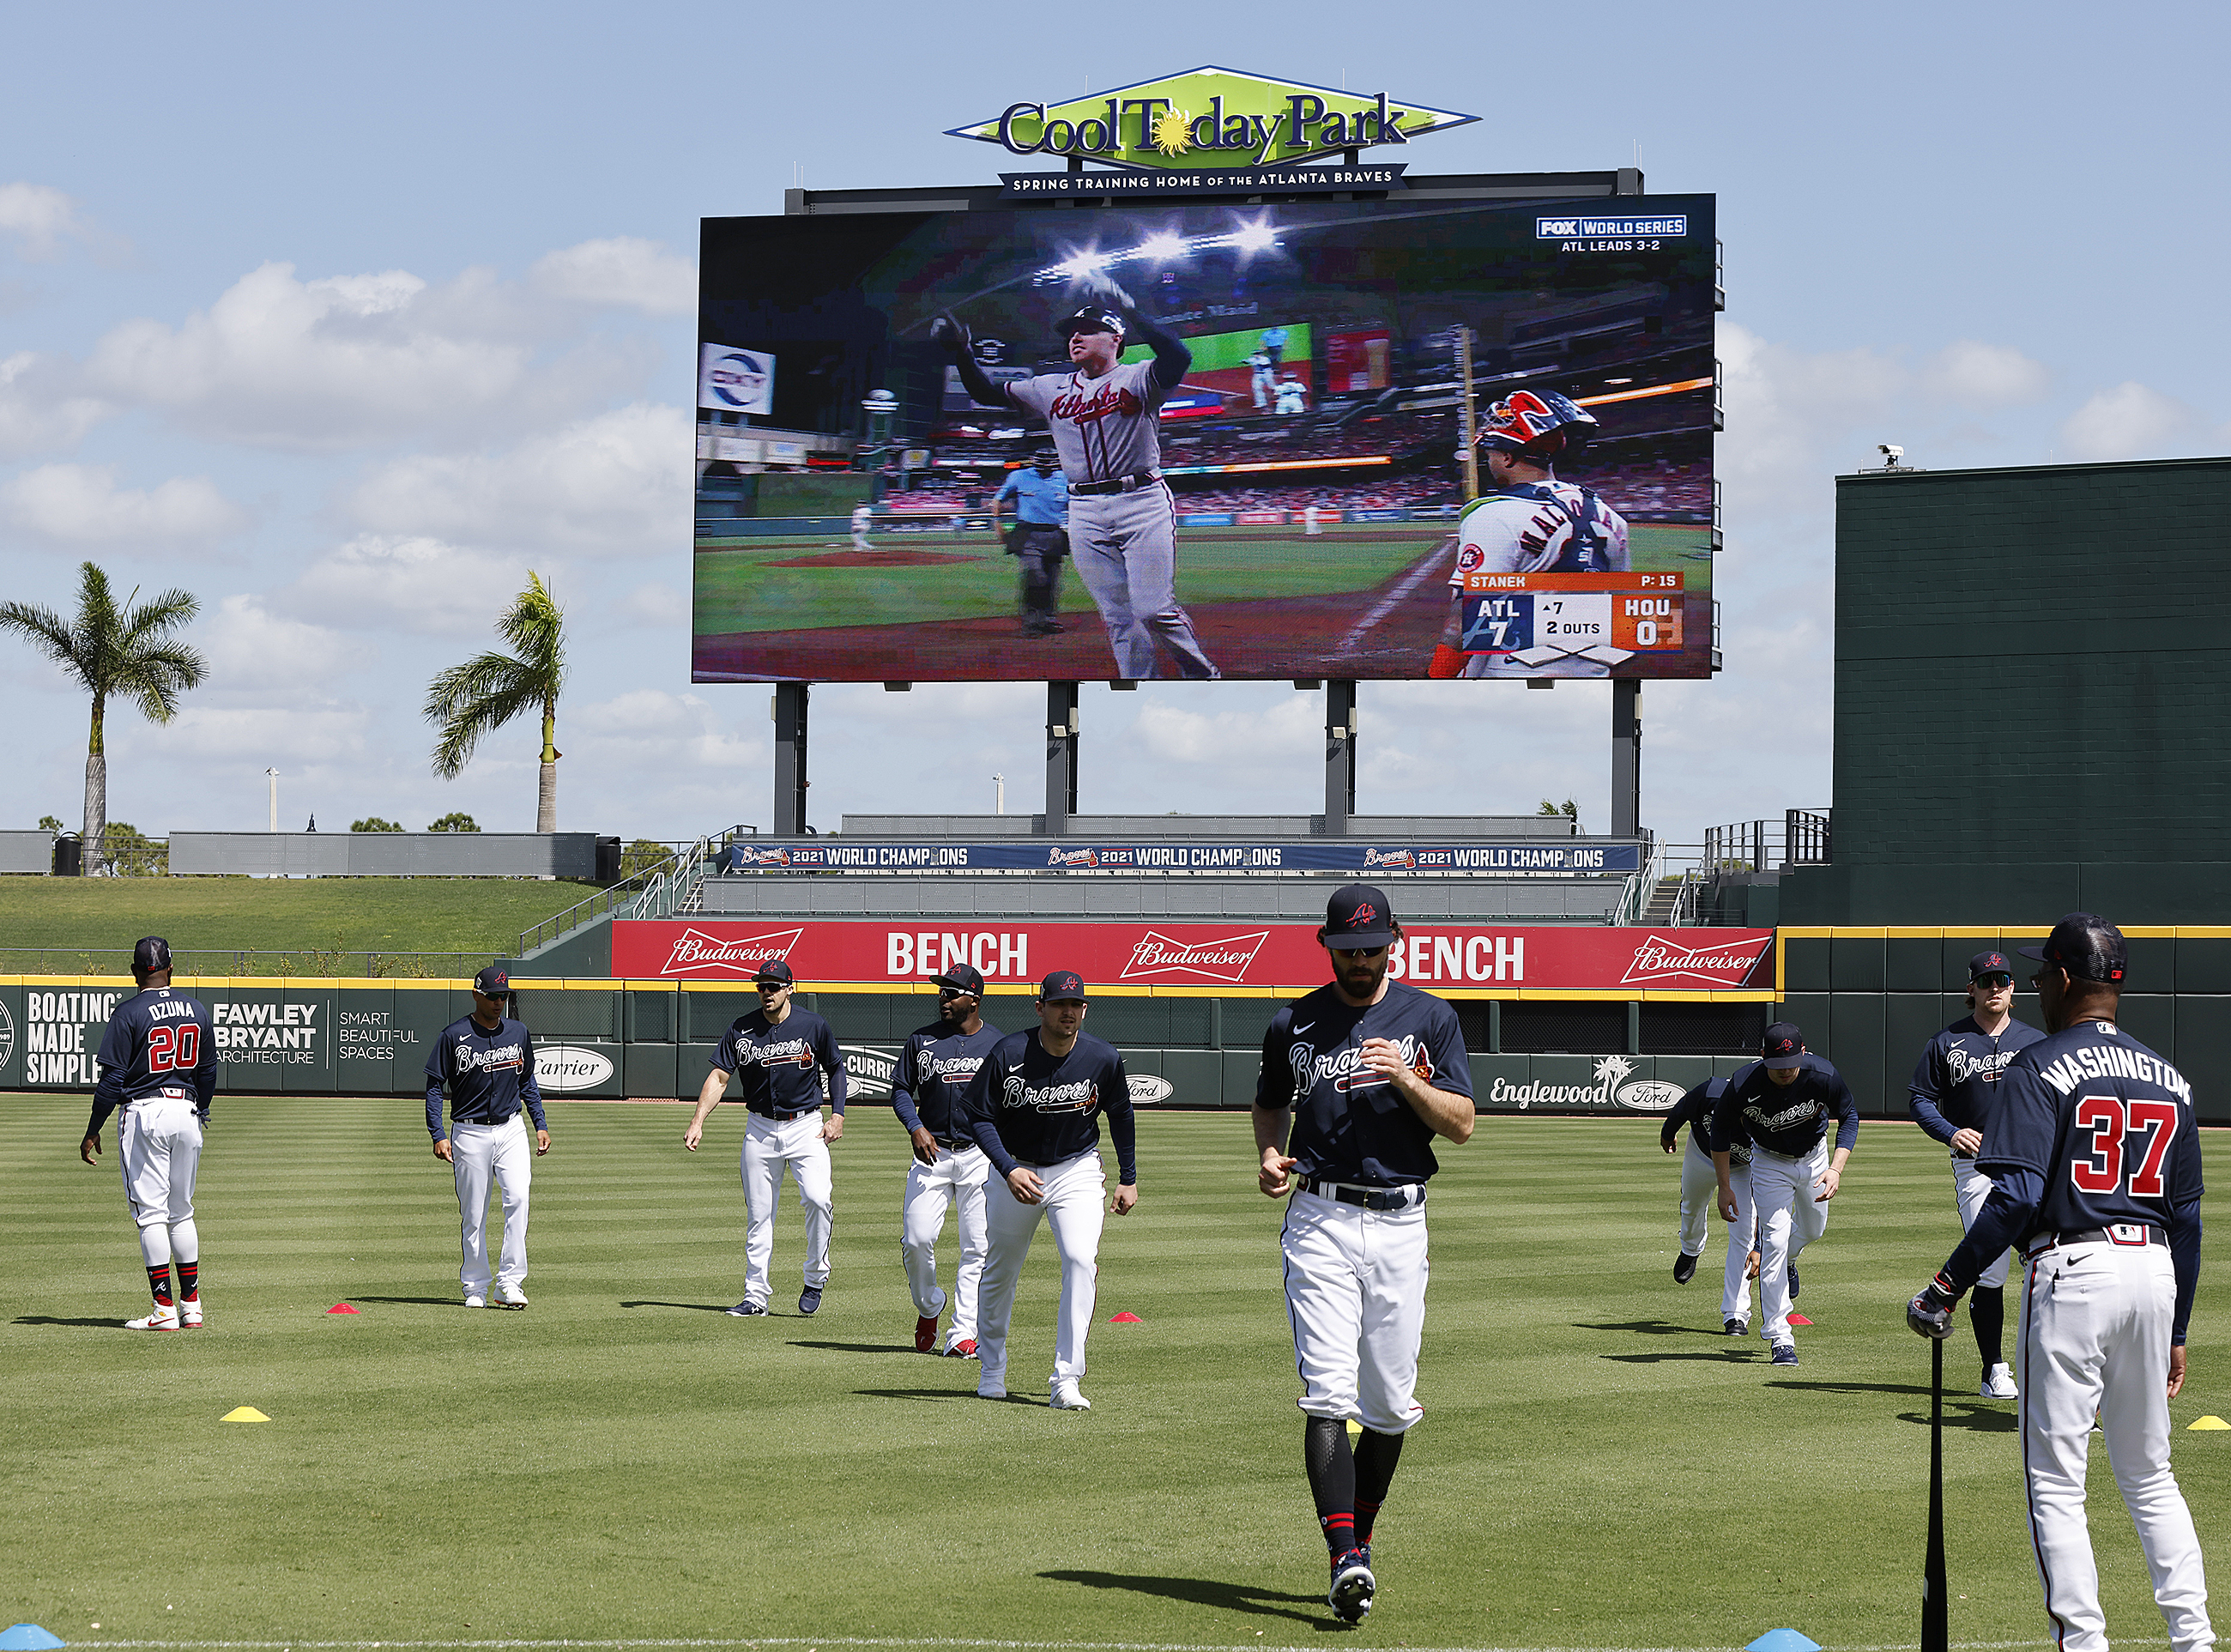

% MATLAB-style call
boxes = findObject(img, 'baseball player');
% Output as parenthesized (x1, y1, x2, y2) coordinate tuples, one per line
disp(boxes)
(79, 936, 216, 1330)
(1430, 390, 1631, 681)
(960, 969, 1137, 1411)
(1710, 1023, 1858, 1367)
(891, 964, 1002, 1357)
(1908, 948, 2047, 1397)
(1908, 915, 2211, 1652)
(1304, 502, 1322, 536)
(849, 502, 875, 554)
(1660, 1074, 1761, 1334)
(1253, 885, 1476, 1626)
(993, 446, 1070, 637)
(934, 285, 1218, 680)
(1249, 345, 1277, 410)
(1275, 376, 1309, 415)
(685, 959, 847, 1316)
(425, 964, 550, 1309)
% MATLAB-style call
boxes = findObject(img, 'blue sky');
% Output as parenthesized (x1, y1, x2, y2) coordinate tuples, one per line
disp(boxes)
(3, 1, 2225, 848)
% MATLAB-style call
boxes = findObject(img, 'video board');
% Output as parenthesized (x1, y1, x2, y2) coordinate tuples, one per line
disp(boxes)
(695, 193, 1715, 682)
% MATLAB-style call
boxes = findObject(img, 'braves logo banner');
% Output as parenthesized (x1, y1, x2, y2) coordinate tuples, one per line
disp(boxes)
(611, 922, 1774, 995)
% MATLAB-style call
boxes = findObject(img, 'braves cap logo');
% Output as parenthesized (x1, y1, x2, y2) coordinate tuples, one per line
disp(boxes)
(1351, 903, 1377, 925)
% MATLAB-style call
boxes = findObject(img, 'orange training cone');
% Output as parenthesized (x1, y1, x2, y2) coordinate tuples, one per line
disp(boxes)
(1109, 1311, 1142, 1322)
(326, 1303, 360, 1316)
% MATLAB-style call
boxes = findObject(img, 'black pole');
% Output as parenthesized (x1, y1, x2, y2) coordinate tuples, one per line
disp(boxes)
(1923, 1336, 1948, 1652)
(1325, 680, 1356, 835)
(773, 682, 809, 835)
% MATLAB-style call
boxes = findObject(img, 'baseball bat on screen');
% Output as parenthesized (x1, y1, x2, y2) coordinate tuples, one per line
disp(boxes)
(1923, 1336, 1948, 1652)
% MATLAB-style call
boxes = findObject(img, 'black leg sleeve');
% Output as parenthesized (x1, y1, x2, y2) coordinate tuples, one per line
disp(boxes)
(1970, 1284, 2005, 1368)
(1303, 1417, 1357, 1553)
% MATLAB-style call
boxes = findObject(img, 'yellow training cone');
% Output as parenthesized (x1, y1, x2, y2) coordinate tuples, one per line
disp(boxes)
(2187, 1415, 2229, 1431)
(221, 1406, 270, 1423)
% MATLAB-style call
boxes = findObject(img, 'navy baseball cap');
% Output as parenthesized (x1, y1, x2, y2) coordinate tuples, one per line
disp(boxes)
(132, 935, 172, 974)
(754, 959, 795, 987)
(1968, 950, 2014, 983)
(472, 965, 511, 996)
(936, 964, 985, 995)
(1762, 1021, 1805, 1068)
(1321, 884, 1397, 950)
(2020, 914, 2128, 984)
(1038, 969, 1087, 1002)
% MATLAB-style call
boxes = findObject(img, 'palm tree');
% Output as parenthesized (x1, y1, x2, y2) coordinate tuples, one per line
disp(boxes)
(426, 571, 569, 832)
(0, 562, 205, 874)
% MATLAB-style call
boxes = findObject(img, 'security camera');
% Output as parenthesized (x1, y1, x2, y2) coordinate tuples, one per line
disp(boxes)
(1878, 444, 1904, 465)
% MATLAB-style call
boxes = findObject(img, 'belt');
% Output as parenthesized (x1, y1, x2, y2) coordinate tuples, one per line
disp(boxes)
(1297, 1177, 1422, 1212)
(936, 1136, 979, 1153)
(2024, 1223, 2168, 1259)
(1754, 1142, 1825, 1162)
(456, 1112, 519, 1128)
(753, 1107, 818, 1122)
(1070, 470, 1162, 496)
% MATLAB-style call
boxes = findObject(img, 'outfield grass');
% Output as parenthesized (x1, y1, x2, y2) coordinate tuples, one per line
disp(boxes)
(5, 1106, 2224, 1648)
(0, 875, 605, 965)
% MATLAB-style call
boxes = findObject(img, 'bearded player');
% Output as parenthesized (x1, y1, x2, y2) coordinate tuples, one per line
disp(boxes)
(933, 282, 1218, 680)
(1430, 389, 1630, 681)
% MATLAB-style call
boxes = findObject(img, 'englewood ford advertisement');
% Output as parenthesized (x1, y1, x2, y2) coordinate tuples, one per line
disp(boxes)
(610, 922, 1775, 994)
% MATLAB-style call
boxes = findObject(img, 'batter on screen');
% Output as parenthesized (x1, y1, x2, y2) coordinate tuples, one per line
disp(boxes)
(934, 281, 1218, 680)
(1252, 884, 1476, 1627)
(1908, 914, 2211, 1652)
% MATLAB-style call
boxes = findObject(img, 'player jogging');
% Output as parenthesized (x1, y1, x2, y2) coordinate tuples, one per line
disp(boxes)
(426, 964, 551, 1309)
(892, 965, 1001, 1357)
(1908, 949, 2046, 1396)
(1908, 914, 2211, 1652)
(1430, 390, 1630, 681)
(1661, 1074, 1760, 1334)
(1253, 885, 1476, 1625)
(993, 445, 1071, 638)
(80, 936, 216, 1330)
(934, 284, 1218, 680)
(849, 502, 875, 554)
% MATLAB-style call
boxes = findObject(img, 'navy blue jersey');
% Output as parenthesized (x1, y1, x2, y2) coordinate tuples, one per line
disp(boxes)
(86, 986, 217, 1135)
(1908, 1014, 2048, 1145)
(710, 1008, 848, 1116)
(1255, 979, 1473, 1188)
(425, 1014, 547, 1139)
(1710, 1056, 1859, 1159)
(963, 1028, 1137, 1184)
(892, 1019, 1004, 1142)
(1660, 1075, 1743, 1164)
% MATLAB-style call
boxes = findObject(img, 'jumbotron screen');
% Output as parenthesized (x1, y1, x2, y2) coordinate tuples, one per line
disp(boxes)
(694, 193, 1716, 682)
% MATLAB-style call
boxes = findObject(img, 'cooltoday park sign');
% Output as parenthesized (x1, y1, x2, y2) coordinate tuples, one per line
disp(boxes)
(947, 65, 1477, 194)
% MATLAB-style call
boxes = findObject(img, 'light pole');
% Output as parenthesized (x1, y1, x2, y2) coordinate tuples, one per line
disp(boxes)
(994, 772, 1005, 815)
(266, 768, 278, 832)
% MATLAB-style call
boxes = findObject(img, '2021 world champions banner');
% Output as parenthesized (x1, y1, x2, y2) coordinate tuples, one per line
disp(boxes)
(717, 838, 1643, 875)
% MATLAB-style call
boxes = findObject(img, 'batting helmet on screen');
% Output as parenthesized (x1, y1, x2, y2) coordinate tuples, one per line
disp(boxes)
(1031, 444, 1060, 467)
(1476, 389, 1598, 460)
(1055, 307, 1125, 342)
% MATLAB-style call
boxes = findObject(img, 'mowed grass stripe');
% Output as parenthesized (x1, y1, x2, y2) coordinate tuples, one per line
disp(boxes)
(2, 1099, 2222, 1648)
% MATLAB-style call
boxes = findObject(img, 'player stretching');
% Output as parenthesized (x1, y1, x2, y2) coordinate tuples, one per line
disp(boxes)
(81, 937, 216, 1330)
(1430, 389, 1629, 681)
(934, 284, 1217, 680)
(1908, 915, 2211, 1652)
(1254, 885, 1475, 1625)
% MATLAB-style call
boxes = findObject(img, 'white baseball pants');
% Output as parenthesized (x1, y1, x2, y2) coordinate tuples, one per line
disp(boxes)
(1954, 1154, 2015, 1290)
(119, 1090, 203, 1269)
(2020, 1238, 2213, 1652)
(1067, 488, 1216, 681)
(975, 1149, 1104, 1390)
(1750, 1141, 1830, 1346)
(452, 1115, 532, 1296)
(741, 1110, 831, 1306)
(902, 1143, 989, 1348)
(1680, 1140, 1757, 1324)
(1282, 1186, 1429, 1436)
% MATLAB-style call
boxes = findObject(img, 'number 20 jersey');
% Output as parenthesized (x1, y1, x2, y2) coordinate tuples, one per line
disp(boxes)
(1978, 1020, 2204, 1239)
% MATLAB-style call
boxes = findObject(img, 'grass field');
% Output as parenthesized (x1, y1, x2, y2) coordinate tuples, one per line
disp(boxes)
(6, 1104, 2226, 1649)
(0, 876, 603, 967)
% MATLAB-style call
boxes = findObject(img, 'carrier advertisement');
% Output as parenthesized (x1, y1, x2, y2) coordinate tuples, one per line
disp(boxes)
(694, 192, 1716, 683)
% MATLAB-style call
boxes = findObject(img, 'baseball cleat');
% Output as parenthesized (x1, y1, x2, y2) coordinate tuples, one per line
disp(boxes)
(1982, 1363, 2019, 1398)
(1787, 1262, 1800, 1300)
(463, 1293, 487, 1310)
(1673, 1250, 1699, 1284)
(1770, 1341, 1799, 1366)
(798, 1285, 824, 1316)
(1050, 1379, 1092, 1411)
(1723, 1317, 1749, 1336)
(126, 1304, 180, 1331)
(916, 1314, 940, 1353)
(493, 1282, 529, 1310)
(179, 1299, 203, 1328)
(726, 1299, 768, 1316)
(976, 1379, 1007, 1401)
(1328, 1546, 1375, 1624)
(946, 1338, 978, 1359)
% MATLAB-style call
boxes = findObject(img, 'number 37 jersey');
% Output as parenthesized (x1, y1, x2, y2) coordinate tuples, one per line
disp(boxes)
(1979, 1020, 2205, 1239)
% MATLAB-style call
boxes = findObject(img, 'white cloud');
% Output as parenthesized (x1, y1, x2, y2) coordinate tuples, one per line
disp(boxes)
(571, 689, 759, 771)
(0, 350, 111, 456)
(1922, 340, 2051, 408)
(620, 582, 688, 626)
(1132, 694, 1319, 769)
(278, 534, 528, 635)
(0, 183, 89, 260)
(529, 238, 696, 317)
(160, 704, 372, 765)
(2058, 382, 2204, 463)
(0, 463, 246, 547)
(197, 595, 372, 695)
(343, 402, 689, 553)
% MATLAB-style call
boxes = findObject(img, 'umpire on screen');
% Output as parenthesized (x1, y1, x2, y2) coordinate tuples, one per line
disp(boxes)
(993, 445, 1070, 638)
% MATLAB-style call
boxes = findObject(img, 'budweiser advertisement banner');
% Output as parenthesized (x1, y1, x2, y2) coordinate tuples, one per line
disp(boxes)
(610, 921, 1775, 995)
